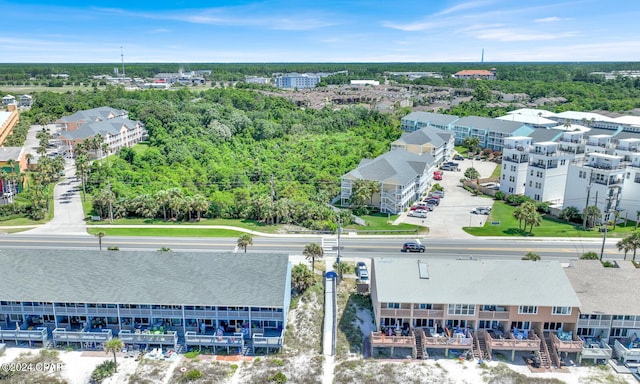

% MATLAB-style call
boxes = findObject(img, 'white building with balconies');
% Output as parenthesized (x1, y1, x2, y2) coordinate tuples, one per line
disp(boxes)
(499, 137, 532, 195)
(620, 153, 640, 221)
(524, 142, 574, 204)
(563, 153, 625, 221)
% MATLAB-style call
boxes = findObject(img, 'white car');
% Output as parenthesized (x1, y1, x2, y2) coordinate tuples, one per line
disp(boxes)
(472, 207, 491, 215)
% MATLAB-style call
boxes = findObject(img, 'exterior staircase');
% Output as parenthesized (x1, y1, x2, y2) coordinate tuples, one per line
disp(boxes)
(415, 328, 426, 359)
(534, 328, 551, 369)
(473, 330, 490, 361)
(544, 331, 562, 369)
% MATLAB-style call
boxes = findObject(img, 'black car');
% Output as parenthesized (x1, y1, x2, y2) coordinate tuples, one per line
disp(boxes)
(453, 155, 465, 161)
(425, 198, 440, 206)
(402, 242, 426, 253)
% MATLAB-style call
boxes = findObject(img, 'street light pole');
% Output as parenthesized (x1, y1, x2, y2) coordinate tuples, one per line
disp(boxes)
(600, 210, 610, 261)
(337, 220, 342, 280)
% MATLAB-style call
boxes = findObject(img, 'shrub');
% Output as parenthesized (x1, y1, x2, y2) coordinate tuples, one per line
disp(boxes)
(90, 360, 116, 383)
(107, 246, 119, 251)
(580, 252, 599, 260)
(181, 369, 203, 382)
(183, 350, 200, 359)
(268, 372, 287, 384)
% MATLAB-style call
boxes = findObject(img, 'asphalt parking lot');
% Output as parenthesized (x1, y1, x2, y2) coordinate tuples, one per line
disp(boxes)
(399, 159, 499, 239)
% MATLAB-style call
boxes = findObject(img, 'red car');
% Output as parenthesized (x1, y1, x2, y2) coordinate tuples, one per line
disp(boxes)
(434, 173, 442, 180)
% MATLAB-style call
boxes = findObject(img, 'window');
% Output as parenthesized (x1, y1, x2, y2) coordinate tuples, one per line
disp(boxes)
(530, 170, 534, 176)
(447, 304, 475, 316)
(560, 159, 566, 165)
(415, 319, 434, 327)
(415, 304, 432, 310)
(518, 306, 538, 314)
(610, 328, 627, 337)
(512, 321, 531, 330)
(544, 322, 563, 330)
(387, 303, 400, 309)
(552, 307, 572, 315)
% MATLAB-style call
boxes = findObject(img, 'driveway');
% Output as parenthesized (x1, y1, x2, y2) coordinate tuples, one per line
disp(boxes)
(399, 159, 499, 239)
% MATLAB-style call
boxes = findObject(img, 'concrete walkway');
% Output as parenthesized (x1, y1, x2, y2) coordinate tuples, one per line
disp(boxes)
(18, 164, 89, 236)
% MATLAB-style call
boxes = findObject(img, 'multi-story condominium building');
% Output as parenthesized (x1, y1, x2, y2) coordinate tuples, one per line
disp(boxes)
(450, 116, 532, 151)
(557, 131, 586, 157)
(500, 137, 533, 195)
(619, 153, 640, 219)
(274, 73, 320, 89)
(613, 137, 640, 162)
(1, 94, 16, 106)
(400, 112, 459, 133)
(452, 69, 497, 80)
(0, 250, 290, 355)
(563, 153, 625, 220)
(341, 150, 434, 214)
(390, 126, 454, 165)
(369, 258, 581, 364)
(57, 107, 146, 153)
(564, 260, 640, 363)
(524, 142, 574, 203)
(585, 134, 614, 155)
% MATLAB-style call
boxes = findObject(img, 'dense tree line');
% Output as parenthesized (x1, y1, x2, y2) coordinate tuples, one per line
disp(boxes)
(18, 87, 399, 229)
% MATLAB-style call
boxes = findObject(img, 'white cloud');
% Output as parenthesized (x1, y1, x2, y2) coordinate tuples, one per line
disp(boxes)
(534, 16, 562, 23)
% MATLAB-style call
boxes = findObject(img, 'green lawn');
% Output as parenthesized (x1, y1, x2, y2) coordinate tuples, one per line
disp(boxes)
(465, 200, 636, 238)
(350, 213, 424, 233)
(91, 217, 288, 234)
(87, 227, 244, 237)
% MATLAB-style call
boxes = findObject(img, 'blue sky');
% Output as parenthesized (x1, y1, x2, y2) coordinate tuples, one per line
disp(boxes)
(1, 0, 638, 63)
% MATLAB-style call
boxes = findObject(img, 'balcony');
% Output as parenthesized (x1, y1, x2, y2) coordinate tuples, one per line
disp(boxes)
(412, 309, 444, 318)
(0, 326, 48, 345)
(478, 310, 510, 320)
(551, 332, 583, 353)
(614, 339, 640, 363)
(592, 177, 624, 186)
(580, 338, 612, 361)
(185, 331, 244, 350)
(529, 162, 558, 169)
(370, 331, 415, 349)
(379, 308, 412, 317)
(119, 329, 178, 346)
(503, 156, 528, 164)
(577, 318, 612, 328)
(485, 330, 540, 351)
(612, 318, 640, 328)
(252, 332, 284, 353)
(422, 333, 473, 349)
(52, 328, 112, 345)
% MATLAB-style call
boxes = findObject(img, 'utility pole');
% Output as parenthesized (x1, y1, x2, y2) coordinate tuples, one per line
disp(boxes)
(600, 196, 613, 261)
(337, 219, 342, 280)
(108, 181, 113, 224)
(582, 169, 593, 229)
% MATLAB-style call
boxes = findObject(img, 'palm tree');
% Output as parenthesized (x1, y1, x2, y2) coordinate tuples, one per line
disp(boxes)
(105, 338, 124, 373)
(25, 153, 34, 168)
(464, 167, 480, 180)
(583, 205, 602, 229)
(560, 206, 580, 223)
(623, 232, 640, 262)
(237, 233, 253, 253)
(617, 237, 632, 260)
(191, 194, 209, 221)
(513, 205, 525, 231)
(303, 242, 324, 273)
(522, 251, 541, 261)
(95, 231, 106, 251)
(635, 210, 640, 231)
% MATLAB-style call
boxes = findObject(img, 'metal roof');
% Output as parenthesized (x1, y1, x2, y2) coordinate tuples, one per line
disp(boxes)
(453, 116, 528, 134)
(345, 150, 432, 185)
(401, 112, 460, 126)
(0, 249, 290, 307)
(372, 257, 581, 307)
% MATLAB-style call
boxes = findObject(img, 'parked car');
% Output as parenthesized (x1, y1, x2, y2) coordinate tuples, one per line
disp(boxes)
(471, 207, 492, 215)
(356, 262, 369, 281)
(430, 191, 445, 198)
(413, 210, 427, 218)
(440, 164, 458, 171)
(425, 198, 440, 206)
(402, 242, 426, 253)
(425, 203, 436, 211)
(453, 155, 465, 161)
(434, 173, 442, 180)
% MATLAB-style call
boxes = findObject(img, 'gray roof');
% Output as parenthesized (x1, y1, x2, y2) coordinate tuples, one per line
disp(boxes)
(396, 126, 447, 147)
(528, 128, 563, 143)
(59, 117, 138, 141)
(59, 107, 127, 124)
(0, 249, 289, 307)
(346, 150, 433, 185)
(373, 257, 581, 307)
(454, 116, 527, 134)
(0, 147, 23, 161)
(564, 260, 640, 316)
(402, 111, 459, 125)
